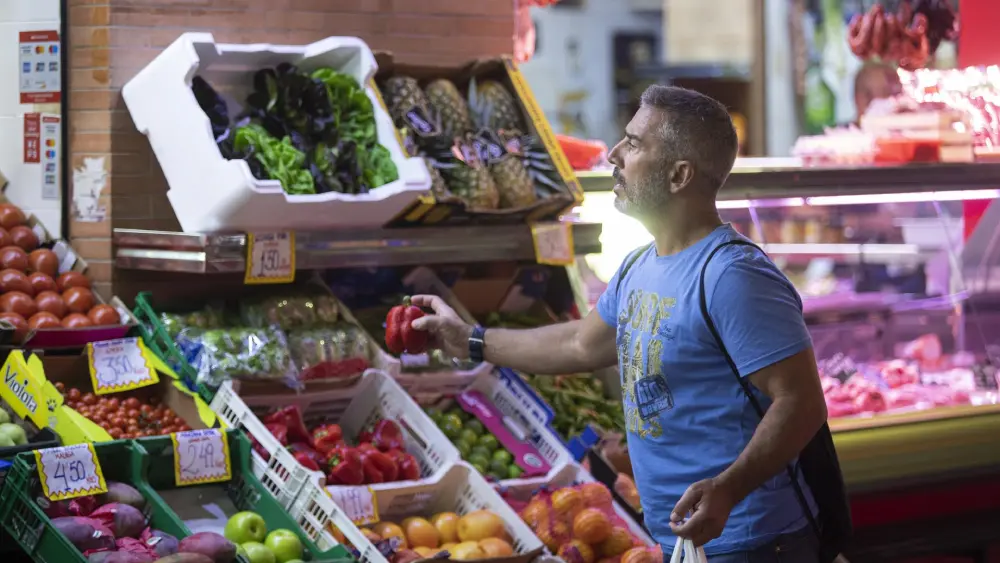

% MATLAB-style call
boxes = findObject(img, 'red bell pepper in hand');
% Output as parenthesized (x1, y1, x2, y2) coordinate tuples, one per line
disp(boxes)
(385, 297, 428, 355)
(264, 406, 312, 447)
(388, 449, 421, 481)
(265, 423, 289, 446)
(312, 424, 344, 456)
(327, 446, 364, 486)
(372, 419, 404, 452)
(358, 445, 399, 482)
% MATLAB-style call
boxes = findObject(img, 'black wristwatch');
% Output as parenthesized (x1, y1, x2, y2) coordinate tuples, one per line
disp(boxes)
(468, 325, 486, 363)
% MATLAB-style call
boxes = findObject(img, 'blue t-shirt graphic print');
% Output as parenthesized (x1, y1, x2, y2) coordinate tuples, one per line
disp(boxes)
(597, 224, 817, 555)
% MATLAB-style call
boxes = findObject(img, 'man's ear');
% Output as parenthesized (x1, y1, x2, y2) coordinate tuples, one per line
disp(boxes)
(668, 160, 695, 193)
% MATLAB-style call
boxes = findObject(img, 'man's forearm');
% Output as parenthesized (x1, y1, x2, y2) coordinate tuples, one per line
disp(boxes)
(483, 321, 602, 374)
(715, 395, 826, 503)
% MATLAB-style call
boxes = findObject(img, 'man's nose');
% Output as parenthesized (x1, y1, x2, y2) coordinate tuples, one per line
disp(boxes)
(608, 141, 623, 167)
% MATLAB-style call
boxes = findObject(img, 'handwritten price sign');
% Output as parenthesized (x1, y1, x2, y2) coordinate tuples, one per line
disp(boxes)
(172, 429, 232, 486)
(326, 486, 379, 526)
(245, 231, 295, 285)
(88, 338, 159, 395)
(530, 222, 575, 266)
(35, 443, 108, 501)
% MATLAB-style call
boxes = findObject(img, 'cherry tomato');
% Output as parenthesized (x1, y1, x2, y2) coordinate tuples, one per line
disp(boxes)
(143, 429, 156, 437)
(90, 412, 106, 423)
(67, 388, 81, 401)
(162, 408, 175, 420)
(178, 424, 192, 432)
(126, 408, 140, 420)
(82, 393, 97, 406)
(108, 428, 123, 439)
(54, 382, 65, 392)
(124, 397, 140, 409)
(140, 404, 153, 415)
(107, 398, 120, 411)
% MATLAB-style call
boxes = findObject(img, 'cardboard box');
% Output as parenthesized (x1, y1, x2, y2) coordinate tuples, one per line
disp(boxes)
(373, 53, 583, 226)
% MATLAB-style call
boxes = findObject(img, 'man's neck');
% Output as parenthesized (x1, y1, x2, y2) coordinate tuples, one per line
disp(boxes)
(645, 206, 724, 257)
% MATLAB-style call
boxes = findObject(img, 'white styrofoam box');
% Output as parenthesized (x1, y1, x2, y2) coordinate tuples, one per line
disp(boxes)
(121, 32, 431, 233)
(290, 463, 545, 563)
(217, 369, 459, 491)
(499, 462, 655, 548)
(393, 267, 492, 405)
(429, 368, 572, 488)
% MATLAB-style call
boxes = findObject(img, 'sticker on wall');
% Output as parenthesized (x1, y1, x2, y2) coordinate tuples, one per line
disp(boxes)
(23, 113, 40, 164)
(72, 157, 107, 223)
(40, 116, 61, 200)
(19, 31, 61, 104)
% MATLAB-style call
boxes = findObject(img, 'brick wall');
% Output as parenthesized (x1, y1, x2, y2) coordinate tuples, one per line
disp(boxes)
(68, 0, 515, 298)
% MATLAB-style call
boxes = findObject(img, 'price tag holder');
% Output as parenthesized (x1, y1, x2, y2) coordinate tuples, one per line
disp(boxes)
(87, 337, 159, 395)
(245, 231, 295, 285)
(172, 429, 232, 486)
(35, 443, 108, 501)
(326, 486, 379, 526)
(529, 222, 575, 266)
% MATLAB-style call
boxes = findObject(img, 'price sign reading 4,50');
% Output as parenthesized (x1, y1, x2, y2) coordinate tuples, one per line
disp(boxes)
(35, 443, 108, 501)
(172, 429, 232, 487)
(245, 231, 295, 285)
(530, 222, 575, 266)
(88, 337, 159, 395)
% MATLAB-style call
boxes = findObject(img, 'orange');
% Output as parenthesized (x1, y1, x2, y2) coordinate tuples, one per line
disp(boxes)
(520, 500, 550, 530)
(572, 508, 612, 544)
(478, 537, 515, 557)
(598, 527, 633, 557)
(372, 522, 407, 548)
(580, 482, 614, 508)
(620, 546, 658, 563)
(551, 488, 584, 522)
(431, 512, 461, 544)
(457, 510, 505, 542)
(403, 517, 440, 549)
(558, 540, 596, 563)
(535, 520, 569, 552)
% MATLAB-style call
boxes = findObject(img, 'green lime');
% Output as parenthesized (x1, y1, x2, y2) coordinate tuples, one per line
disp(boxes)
(465, 419, 485, 434)
(492, 450, 513, 465)
(442, 421, 463, 440)
(477, 434, 499, 451)
(489, 458, 509, 476)
(459, 429, 480, 444)
(472, 462, 488, 475)
(470, 446, 492, 460)
(454, 440, 472, 458)
(507, 465, 523, 479)
(489, 470, 507, 481)
(468, 453, 490, 468)
(444, 414, 463, 429)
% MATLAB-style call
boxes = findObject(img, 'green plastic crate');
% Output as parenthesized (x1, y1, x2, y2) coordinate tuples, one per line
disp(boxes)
(136, 430, 354, 563)
(132, 291, 218, 404)
(0, 439, 190, 563)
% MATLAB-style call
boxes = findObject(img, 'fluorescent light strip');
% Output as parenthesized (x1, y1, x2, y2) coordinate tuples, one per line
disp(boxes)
(717, 189, 999, 209)
(763, 243, 921, 256)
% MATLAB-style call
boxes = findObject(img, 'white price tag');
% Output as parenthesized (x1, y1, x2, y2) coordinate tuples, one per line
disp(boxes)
(34, 443, 108, 501)
(87, 337, 159, 395)
(245, 231, 295, 284)
(172, 429, 232, 486)
(530, 222, 575, 266)
(326, 486, 379, 526)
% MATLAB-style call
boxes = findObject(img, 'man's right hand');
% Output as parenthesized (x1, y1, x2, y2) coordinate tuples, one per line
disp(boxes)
(410, 294, 474, 360)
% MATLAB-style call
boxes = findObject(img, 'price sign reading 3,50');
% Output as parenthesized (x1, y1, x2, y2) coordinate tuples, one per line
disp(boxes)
(88, 337, 159, 395)
(245, 231, 295, 285)
(35, 443, 108, 501)
(173, 429, 232, 486)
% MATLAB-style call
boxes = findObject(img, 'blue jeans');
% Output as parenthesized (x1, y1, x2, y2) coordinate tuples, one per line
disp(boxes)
(664, 526, 821, 563)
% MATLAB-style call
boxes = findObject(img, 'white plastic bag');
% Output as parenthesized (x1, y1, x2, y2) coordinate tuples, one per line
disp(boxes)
(668, 537, 708, 563)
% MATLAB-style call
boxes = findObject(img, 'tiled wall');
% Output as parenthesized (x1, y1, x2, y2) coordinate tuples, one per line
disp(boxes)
(68, 0, 515, 297)
(0, 0, 62, 237)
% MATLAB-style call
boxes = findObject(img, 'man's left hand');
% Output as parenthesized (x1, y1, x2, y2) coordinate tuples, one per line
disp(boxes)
(669, 478, 738, 547)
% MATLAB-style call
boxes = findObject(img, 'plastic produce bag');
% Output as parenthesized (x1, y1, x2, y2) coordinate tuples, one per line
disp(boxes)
(286, 324, 370, 381)
(181, 327, 297, 386)
(240, 294, 339, 331)
(159, 305, 227, 339)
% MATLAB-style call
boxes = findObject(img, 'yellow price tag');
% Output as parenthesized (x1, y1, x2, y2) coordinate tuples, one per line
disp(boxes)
(530, 222, 575, 266)
(34, 443, 108, 501)
(172, 429, 232, 486)
(245, 231, 295, 284)
(326, 486, 379, 526)
(87, 337, 159, 395)
(1, 353, 48, 428)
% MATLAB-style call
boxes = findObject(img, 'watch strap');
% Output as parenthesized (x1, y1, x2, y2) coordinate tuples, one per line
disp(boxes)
(469, 325, 486, 363)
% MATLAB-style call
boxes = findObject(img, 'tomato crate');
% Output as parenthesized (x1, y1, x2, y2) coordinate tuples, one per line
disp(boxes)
(290, 463, 544, 563)
(0, 439, 198, 563)
(210, 369, 459, 495)
(135, 430, 355, 563)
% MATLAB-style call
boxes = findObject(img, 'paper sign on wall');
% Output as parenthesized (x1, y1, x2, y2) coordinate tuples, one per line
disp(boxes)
(23, 113, 40, 163)
(40, 115, 61, 200)
(19, 31, 61, 104)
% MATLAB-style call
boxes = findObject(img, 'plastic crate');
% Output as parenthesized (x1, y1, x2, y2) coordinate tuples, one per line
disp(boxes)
(498, 462, 654, 548)
(211, 370, 459, 491)
(121, 32, 430, 233)
(132, 291, 203, 397)
(0, 439, 191, 563)
(136, 430, 354, 563)
(291, 463, 544, 563)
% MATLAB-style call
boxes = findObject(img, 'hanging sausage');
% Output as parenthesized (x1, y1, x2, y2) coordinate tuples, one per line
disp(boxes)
(847, 0, 958, 71)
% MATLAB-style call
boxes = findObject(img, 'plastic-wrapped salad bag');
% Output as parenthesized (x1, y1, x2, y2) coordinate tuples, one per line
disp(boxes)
(286, 323, 370, 381)
(180, 326, 297, 387)
(240, 294, 339, 330)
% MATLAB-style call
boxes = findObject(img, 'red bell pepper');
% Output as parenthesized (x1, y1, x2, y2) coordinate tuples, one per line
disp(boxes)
(265, 423, 289, 446)
(372, 419, 404, 452)
(357, 429, 374, 444)
(358, 445, 399, 482)
(312, 423, 344, 456)
(388, 449, 421, 481)
(327, 446, 364, 486)
(385, 296, 428, 355)
(292, 450, 321, 472)
(264, 406, 312, 447)
(288, 443, 325, 470)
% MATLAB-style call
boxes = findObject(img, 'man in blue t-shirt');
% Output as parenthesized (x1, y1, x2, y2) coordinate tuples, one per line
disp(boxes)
(411, 85, 828, 562)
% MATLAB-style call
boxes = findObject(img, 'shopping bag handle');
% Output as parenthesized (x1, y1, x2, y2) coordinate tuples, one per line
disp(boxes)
(668, 537, 708, 563)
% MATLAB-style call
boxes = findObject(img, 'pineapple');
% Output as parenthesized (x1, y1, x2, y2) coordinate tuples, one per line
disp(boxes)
(381, 76, 450, 198)
(468, 79, 537, 208)
(424, 79, 499, 210)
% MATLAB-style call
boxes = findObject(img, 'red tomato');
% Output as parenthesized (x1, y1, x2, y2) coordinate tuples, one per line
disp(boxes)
(35, 291, 66, 318)
(1, 291, 37, 318)
(56, 272, 90, 292)
(61, 313, 93, 328)
(0, 205, 26, 230)
(0, 269, 32, 295)
(0, 246, 28, 271)
(87, 304, 120, 326)
(27, 311, 59, 330)
(62, 287, 95, 315)
(28, 272, 56, 294)
(27, 249, 57, 276)
(0, 312, 28, 343)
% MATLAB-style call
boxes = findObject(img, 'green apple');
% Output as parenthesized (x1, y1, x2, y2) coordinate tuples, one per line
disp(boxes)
(0, 434, 14, 447)
(0, 409, 10, 424)
(264, 529, 303, 563)
(242, 542, 276, 563)
(225, 511, 267, 544)
(237, 545, 249, 560)
(0, 423, 27, 446)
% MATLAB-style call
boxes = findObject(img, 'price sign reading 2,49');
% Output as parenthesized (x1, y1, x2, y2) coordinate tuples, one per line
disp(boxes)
(172, 429, 232, 487)
(35, 443, 108, 501)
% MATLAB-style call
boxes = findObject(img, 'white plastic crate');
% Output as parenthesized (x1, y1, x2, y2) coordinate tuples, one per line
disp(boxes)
(212, 369, 459, 492)
(499, 462, 654, 548)
(290, 463, 545, 563)
(121, 32, 430, 233)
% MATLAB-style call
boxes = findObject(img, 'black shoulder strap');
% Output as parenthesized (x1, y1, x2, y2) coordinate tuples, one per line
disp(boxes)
(696, 239, 823, 543)
(615, 242, 654, 294)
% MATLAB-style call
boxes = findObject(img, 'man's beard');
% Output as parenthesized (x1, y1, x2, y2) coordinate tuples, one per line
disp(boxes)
(613, 167, 670, 219)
